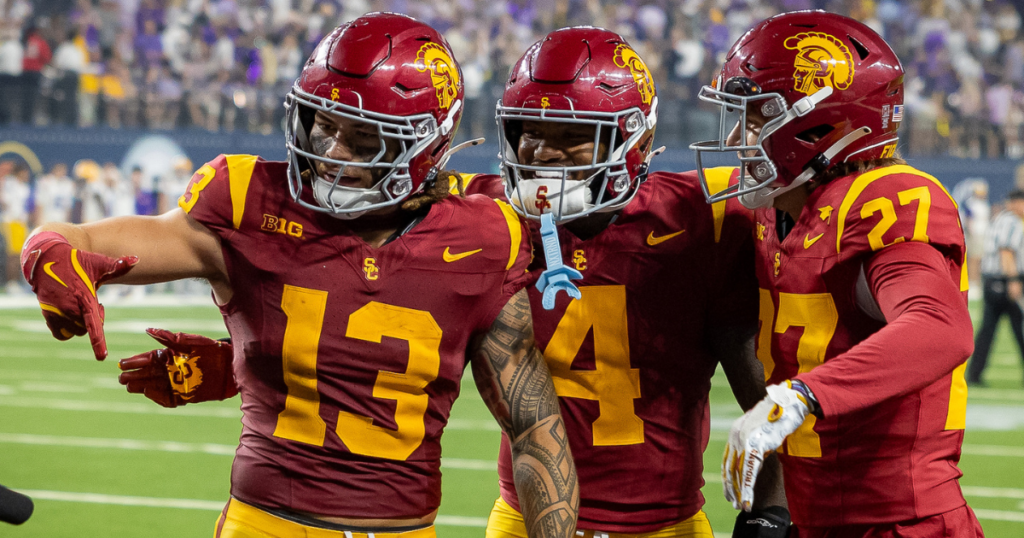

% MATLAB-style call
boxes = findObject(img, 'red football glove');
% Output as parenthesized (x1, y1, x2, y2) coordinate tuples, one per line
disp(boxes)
(20, 232, 138, 360)
(118, 328, 238, 408)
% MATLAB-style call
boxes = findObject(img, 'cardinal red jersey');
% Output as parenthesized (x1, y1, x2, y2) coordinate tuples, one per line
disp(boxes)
(753, 164, 970, 526)
(179, 155, 531, 519)
(485, 169, 758, 532)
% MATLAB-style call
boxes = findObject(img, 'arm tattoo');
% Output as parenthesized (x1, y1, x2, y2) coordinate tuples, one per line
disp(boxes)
(471, 289, 579, 538)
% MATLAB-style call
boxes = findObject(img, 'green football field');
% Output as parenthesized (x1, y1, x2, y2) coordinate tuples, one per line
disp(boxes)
(1, 298, 1022, 537)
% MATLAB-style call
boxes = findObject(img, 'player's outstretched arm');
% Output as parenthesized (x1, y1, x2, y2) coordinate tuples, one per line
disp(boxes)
(22, 210, 228, 359)
(470, 289, 579, 538)
(33, 209, 226, 285)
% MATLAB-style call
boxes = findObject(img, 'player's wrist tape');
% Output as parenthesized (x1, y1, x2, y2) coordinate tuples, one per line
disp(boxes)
(20, 231, 70, 283)
(732, 506, 791, 538)
(790, 379, 821, 417)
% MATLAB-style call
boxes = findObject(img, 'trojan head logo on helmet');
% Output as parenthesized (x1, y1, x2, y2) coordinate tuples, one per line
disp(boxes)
(690, 11, 904, 210)
(497, 27, 659, 222)
(785, 32, 855, 95)
(415, 43, 461, 110)
(285, 13, 464, 218)
(613, 44, 655, 105)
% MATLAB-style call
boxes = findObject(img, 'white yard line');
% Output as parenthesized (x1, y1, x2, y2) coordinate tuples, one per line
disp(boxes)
(0, 397, 503, 431)
(9, 489, 490, 527)
(0, 432, 497, 471)
(962, 445, 1024, 458)
(971, 508, 1024, 523)
(0, 396, 242, 418)
(963, 486, 1024, 499)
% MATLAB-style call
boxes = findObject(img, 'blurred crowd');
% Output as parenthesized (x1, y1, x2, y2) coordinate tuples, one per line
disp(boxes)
(1, 0, 1024, 152)
(0, 157, 191, 293)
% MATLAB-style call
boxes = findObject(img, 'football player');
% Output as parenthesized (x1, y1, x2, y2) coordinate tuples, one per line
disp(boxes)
(694, 11, 984, 537)
(116, 26, 790, 538)
(21, 14, 578, 538)
(485, 28, 787, 538)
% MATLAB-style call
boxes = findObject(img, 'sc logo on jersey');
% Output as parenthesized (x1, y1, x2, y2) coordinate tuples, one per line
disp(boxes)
(261, 214, 303, 238)
(363, 258, 380, 281)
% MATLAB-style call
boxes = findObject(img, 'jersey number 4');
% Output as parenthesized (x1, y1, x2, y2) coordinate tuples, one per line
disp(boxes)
(544, 285, 644, 446)
(272, 284, 441, 461)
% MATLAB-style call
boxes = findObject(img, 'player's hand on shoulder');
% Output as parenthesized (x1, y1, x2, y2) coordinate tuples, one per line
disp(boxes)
(20, 232, 138, 360)
(724, 381, 813, 511)
(118, 328, 237, 408)
(733, 506, 791, 538)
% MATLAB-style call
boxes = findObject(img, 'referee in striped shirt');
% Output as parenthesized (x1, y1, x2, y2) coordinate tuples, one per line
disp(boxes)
(969, 189, 1024, 386)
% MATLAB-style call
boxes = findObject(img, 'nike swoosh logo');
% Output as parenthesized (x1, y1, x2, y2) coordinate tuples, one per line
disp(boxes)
(443, 247, 482, 262)
(804, 233, 824, 249)
(647, 230, 685, 246)
(43, 262, 68, 288)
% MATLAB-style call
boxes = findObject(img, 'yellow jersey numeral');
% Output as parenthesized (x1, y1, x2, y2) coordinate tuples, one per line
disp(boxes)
(178, 164, 216, 213)
(861, 186, 933, 251)
(273, 286, 441, 461)
(544, 285, 644, 446)
(755, 290, 839, 458)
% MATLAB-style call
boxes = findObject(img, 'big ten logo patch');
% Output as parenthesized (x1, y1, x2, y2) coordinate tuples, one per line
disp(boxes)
(261, 214, 303, 238)
(572, 250, 587, 271)
(536, 185, 552, 210)
(363, 258, 379, 281)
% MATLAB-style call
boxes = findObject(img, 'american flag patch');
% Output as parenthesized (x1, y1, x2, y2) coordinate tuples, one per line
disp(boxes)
(891, 104, 904, 123)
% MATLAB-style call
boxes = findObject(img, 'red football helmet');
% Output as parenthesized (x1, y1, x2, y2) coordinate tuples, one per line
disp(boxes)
(691, 11, 905, 209)
(497, 27, 659, 221)
(285, 12, 464, 217)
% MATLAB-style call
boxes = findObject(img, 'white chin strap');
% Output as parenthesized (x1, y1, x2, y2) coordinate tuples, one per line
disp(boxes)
(312, 178, 387, 220)
(739, 126, 873, 210)
(509, 178, 594, 217)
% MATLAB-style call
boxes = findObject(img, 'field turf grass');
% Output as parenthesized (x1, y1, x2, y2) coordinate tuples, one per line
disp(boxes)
(1, 298, 1023, 537)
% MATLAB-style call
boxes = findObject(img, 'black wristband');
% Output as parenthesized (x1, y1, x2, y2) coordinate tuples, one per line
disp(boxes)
(732, 506, 791, 538)
(790, 379, 821, 417)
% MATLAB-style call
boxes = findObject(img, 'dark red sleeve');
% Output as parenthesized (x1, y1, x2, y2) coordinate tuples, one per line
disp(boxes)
(707, 194, 759, 335)
(797, 241, 973, 417)
(177, 154, 234, 236)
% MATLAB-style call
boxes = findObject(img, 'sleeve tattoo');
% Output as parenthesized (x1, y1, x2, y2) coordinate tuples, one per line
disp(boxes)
(471, 289, 579, 538)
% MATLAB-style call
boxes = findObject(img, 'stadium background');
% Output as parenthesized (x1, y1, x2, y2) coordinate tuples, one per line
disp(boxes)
(0, 0, 1023, 536)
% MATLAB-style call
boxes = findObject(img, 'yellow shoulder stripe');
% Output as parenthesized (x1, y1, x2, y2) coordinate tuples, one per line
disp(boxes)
(449, 173, 478, 195)
(494, 199, 523, 270)
(835, 165, 958, 254)
(225, 154, 258, 230)
(704, 167, 736, 243)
